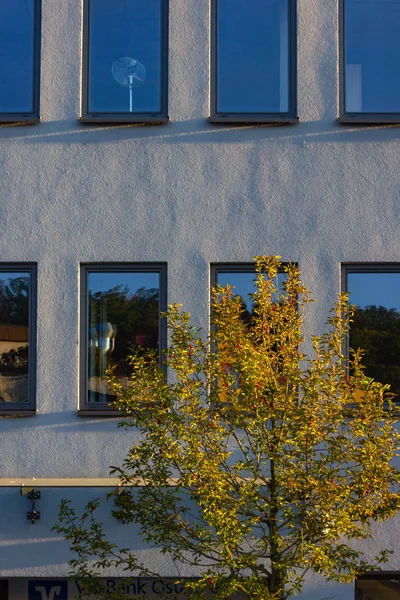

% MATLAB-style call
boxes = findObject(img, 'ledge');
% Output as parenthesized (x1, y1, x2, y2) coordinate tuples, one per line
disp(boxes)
(0, 478, 125, 487)
(79, 115, 169, 124)
(338, 114, 400, 124)
(209, 114, 299, 124)
(76, 409, 124, 417)
(0, 116, 40, 125)
(0, 410, 36, 417)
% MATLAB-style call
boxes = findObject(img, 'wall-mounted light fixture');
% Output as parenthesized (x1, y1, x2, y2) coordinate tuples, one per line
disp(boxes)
(20, 487, 40, 524)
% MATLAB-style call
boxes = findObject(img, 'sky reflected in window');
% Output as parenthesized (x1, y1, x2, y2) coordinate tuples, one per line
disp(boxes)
(347, 272, 400, 311)
(88, 0, 163, 114)
(216, 270, 285, 316)
(0, 0, 35, 113)
(345, 0, 400, 113)
(216, 0, 290, 114)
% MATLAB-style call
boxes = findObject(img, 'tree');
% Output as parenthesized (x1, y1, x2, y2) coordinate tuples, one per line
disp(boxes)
(55, 256, 400, 600)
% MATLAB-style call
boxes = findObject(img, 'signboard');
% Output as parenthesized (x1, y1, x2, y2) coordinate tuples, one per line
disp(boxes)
(1, 577, 247, 600)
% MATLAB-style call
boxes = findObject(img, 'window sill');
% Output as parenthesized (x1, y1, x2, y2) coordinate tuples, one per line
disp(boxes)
(0, 115, 40, 125)
(338, 114, 400, 124)
(209, 114, 299, 124)
(0, 409, 37, 417)
(79, 114, 169, 124)
(77, 409, 125, 417)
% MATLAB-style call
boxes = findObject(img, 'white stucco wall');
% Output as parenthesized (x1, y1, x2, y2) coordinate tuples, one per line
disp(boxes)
(0, 0, 399, 594)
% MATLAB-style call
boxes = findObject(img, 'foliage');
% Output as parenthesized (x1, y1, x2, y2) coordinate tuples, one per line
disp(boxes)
(55, 256, 400, 600)
(0, 345, 28, 375)
(0, 275, 29, 325)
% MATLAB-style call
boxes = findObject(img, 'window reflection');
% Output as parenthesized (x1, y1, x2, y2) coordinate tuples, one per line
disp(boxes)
(87, 0, 163, 114)
(87, 271, 160, 404)
(347, 270, 400, 397)
(216, 269, 285, 321)
(216, 0, 291, 114)
(355, 575, 400, 600)
(0, 273, 30, 404)
(214, 267, 286, 403)
(0, 0, 36, 114)
(344, 0, 400, 114)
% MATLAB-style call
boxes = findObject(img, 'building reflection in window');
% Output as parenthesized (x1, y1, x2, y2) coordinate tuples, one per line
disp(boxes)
(87, 270, 161, 405)
(0, 273, 30, 403)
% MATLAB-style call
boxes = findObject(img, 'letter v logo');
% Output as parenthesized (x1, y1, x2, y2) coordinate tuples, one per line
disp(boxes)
(34, 586, 62, 600)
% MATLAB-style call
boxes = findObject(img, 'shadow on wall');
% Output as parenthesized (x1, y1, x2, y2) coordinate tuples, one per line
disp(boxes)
(0, 539, 69, 571)
(0, 488, 150, 572)
(0, 119, 399, 146)
(0, 410, 126, 432)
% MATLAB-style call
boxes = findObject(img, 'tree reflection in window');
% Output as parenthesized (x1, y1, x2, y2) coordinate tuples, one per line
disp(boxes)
(351, 305, 400, 398)
(0, 274, 30, 403)
(87, 272, 160, 405)
(347, 269, 400, 400)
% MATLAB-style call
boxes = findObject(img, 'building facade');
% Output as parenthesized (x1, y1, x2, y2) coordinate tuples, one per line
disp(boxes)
(0, 0, 399, 598)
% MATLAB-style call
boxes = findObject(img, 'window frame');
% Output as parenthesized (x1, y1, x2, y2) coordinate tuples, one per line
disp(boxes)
(0, 0, 41, 124)
(339, 0, 400, 124)
(80, 0, 169, 124)
(79, 263, 167, 415)
(209, 0, 298, 124)
(0, 264, 37, 415)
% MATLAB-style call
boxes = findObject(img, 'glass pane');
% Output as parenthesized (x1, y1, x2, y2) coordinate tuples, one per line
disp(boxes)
(345, 0, 400, 113)
(87, 271, 160, 404)
(88, 0, 163, 114)
(215, 269, 286, 402)
(347, 271, 400, 397)
(0, 0, 35, 113)
(355, 576, 400, 599)
(0, 273, 30, 403)
(216, 270, 286, 322)
(216, 0, 290, 114)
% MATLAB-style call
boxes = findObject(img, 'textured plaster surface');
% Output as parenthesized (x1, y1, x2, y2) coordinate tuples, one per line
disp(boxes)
(0, 0, 399, 584)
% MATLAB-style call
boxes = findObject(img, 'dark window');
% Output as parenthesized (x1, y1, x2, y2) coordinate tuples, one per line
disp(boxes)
(210, 0, 297, 123)
(0, 266, 36, 412)
(340, 0, 400, 122)
(355, 572, 400, 599)
(80, 264, 167, 412)
(81, 0, 168, 123)
(0, 0, 41, 122)
(344, 265, 400, 400)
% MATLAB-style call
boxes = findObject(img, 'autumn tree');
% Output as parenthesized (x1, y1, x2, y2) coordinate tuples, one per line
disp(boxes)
(55, 256, 400, 600)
